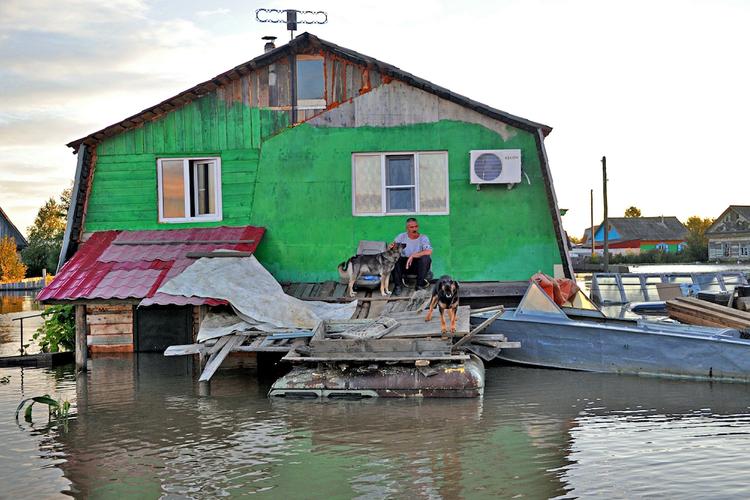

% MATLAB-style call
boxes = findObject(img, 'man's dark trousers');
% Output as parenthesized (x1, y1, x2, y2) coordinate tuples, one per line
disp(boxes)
(392, 256, 432, 289)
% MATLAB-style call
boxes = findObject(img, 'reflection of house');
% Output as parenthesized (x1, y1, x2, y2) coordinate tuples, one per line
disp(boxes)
(592, 217, 687, 255)
(706, 205, 750, 262)
(0, 206, 27, 251)
(41, 33, 572, 354)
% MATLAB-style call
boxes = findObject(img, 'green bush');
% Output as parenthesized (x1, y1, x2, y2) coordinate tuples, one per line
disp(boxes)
(33, 305, 75, 353)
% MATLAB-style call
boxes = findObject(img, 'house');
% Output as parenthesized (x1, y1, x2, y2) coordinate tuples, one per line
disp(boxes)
(706, 205, 750, 261)
(41, 33, 572, 354)
(591, 217, 687, 255)
(0, 206, 27, 251)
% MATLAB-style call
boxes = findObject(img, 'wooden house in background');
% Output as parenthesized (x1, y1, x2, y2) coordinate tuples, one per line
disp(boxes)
(591, 217, 687, 255)
(706, 205, 750, 262)
(0, 206, 27, 251)
(40, 33, 572, 354)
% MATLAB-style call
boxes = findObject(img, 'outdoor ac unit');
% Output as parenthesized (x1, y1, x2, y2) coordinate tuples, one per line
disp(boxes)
(469, 149, 522, 184)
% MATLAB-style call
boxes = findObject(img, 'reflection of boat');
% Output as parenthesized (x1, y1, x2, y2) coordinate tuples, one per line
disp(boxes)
(474, 283, 750, 382)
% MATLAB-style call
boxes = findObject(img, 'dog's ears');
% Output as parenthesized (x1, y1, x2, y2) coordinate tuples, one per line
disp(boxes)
(451, 281, 459, 293)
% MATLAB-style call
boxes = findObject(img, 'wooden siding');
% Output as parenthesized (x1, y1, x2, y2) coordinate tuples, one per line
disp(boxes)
(86, 304, 134, 353)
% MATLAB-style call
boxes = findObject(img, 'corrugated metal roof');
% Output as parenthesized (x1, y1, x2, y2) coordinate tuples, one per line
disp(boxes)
(604, 217, 687, 241)
(38, 226, 264, 304)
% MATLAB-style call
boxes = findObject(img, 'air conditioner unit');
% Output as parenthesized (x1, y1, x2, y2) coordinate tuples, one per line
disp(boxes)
(469, 149, 522, 184)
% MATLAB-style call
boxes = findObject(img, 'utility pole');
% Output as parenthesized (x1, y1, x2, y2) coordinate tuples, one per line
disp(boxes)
(602, 156, 609, 272)
(590, 189, 594, 259)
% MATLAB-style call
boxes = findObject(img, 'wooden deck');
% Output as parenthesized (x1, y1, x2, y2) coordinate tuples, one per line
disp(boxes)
(280, 280, 525, 319)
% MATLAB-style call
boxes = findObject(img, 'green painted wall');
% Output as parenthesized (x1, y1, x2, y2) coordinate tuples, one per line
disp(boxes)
(640, 242, 684, 252)
(85, 94, 562, 282)
(87, 94, 286, 231)
(252, 120, 560, 282)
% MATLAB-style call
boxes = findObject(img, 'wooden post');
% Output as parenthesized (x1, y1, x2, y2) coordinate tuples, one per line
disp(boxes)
(75, 304, 87, 372)
(590, 189, 594, 259)
(602, 156, 609, 272)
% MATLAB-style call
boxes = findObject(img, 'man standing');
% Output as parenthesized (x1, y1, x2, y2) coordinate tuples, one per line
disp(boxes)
(392, 218, 432, 295)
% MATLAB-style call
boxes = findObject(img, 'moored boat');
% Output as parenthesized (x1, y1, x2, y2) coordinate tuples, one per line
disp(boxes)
(473, 282, 750, 382)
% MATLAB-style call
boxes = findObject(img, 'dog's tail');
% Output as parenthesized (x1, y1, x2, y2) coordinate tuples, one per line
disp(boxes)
(337, 258, 353, 281)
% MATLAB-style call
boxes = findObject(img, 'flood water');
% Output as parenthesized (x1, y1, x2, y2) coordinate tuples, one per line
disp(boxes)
(0, 291, 43, 357)
(2, 356, 750, 498)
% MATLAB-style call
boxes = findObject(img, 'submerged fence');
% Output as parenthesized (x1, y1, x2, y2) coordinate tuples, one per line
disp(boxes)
(0, 277, 47, 292)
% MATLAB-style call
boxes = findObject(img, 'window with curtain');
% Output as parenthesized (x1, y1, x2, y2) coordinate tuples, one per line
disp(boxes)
(352, 152, 448, 215)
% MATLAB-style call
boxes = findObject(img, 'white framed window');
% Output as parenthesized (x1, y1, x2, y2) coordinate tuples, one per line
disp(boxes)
(740, 244, 749, 257)
(656, 243, 669, 252)
(352, 151, 449, 216)
(157, 157, 222, 223)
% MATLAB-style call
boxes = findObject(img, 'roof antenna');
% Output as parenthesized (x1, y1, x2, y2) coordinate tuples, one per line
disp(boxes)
(255, 8, 328, 40)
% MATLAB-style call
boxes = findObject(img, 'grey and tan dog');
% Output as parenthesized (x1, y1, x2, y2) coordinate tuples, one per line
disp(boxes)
(337, 242, 406, 297)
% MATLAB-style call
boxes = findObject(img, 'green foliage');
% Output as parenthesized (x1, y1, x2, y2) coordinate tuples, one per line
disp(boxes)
(624, 206, 642, 218)
(15, 394, 71, 422)
(684, 215, 714, 262)
(21, 187, 71, 276)
(32, 305, 75, 353)
(0, 236, 27, 282)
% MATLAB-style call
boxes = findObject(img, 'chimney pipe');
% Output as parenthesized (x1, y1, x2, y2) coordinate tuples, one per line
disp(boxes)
(262, 36, 277, 53)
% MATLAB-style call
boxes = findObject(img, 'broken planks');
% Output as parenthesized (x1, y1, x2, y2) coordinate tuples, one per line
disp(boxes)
(666, 297, 750, 332)
(667, 297, 750, 330)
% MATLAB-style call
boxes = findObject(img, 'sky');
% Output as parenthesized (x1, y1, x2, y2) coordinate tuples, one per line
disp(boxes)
(1, 0, 748, 238)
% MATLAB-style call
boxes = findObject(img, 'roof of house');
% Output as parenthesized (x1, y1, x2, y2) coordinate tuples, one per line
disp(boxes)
(706, 205, 750, 235)
(0, 206, 28, 247)
(66, 32, 552, 153)
(604, 217, 687, 241)
(38, 226, 264, 304)
(731, 205, 750, 220)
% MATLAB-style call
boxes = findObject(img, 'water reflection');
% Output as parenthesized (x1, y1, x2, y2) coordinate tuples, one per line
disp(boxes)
(4, 358, 750, 498)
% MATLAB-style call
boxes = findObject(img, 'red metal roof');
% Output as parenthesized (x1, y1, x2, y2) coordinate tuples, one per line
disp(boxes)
(38, 226, 265, 305)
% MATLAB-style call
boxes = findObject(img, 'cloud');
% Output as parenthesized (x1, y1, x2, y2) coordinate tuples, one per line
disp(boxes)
(196, 8, 230, 17)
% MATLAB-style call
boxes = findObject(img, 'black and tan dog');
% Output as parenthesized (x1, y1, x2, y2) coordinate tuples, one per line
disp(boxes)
(338, 242, 406, 297)
(424, 275, 460, 338)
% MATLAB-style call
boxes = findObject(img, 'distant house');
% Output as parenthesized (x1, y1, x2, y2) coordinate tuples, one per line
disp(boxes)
(592, 217, 687, 255)
(0, 206, 27, 251)
(706, 205, 750, 262)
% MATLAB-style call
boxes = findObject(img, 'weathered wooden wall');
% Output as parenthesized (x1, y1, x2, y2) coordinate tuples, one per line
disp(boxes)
(86, 304, 134, 353)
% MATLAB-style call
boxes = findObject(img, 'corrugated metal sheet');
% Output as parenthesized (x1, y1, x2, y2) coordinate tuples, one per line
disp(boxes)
(38, 226, 265, 304)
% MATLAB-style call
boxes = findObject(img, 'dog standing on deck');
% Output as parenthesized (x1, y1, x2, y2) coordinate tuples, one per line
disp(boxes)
(424, 275, 460, 338)
(337, 242, 406, 297)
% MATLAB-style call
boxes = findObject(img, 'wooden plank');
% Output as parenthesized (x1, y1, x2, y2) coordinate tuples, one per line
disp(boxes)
(384, 305, 472, 337)
(283, 351, 469, 363)
(76, 304, 87, 372)
(87, 304, 132, 313)
(453, 310, 503, 350)
(89, 323, 132, 335)
(88, 334, 133, 346)
(672, 297, 750, 322)
(310, 337, 450, 354)
(164, 344, 206, 356)
(86, 313, 133, 325)
(199, 335, 245, 381)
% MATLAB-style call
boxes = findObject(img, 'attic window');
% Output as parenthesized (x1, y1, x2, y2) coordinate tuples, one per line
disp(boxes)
(296, 56, 325, 109)
(157, 158, 222, 223)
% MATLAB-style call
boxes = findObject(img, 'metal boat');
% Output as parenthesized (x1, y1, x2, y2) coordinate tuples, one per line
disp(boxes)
(473, 282, 750, 382)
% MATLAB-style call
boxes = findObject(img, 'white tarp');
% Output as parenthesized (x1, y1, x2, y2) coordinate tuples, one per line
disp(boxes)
(157, 255, 356, 335)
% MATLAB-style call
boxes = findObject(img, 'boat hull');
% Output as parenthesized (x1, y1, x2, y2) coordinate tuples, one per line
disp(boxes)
(476, 314, 750, 382)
